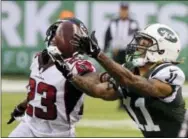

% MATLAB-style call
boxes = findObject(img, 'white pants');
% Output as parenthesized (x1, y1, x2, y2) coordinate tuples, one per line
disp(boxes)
(8, 122, 35, 137)
(8, 121, 75, 137)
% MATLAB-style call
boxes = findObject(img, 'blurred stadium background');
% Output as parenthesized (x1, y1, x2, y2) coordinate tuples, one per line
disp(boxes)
(1, 1, 188, 137)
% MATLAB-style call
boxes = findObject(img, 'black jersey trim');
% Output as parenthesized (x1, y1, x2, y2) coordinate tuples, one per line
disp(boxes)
(64, 80, 84, 122)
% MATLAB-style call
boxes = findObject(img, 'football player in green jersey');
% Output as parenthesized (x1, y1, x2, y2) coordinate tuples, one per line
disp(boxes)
(48, 23, 186, 137)
(179, 111, 188, 137)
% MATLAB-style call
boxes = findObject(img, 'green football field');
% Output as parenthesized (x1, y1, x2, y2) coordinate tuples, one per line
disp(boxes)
(1, 93, 188, 137)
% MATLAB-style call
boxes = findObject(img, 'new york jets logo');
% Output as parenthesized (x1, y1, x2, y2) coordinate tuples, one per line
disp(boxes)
(157, 27, 177, 43)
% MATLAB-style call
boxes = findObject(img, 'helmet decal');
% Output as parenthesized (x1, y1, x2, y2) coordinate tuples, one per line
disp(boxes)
(157, 27, 178, 43)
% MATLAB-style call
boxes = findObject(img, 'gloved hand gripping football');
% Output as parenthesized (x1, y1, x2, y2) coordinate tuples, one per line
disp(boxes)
(71, 31, 101, 58)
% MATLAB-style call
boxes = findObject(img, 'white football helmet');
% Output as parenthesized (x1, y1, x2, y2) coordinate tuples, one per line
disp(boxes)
(126, 23, 181, 67)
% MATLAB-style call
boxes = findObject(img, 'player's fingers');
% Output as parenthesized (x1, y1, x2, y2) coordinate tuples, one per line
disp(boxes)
(71, 43, 79, 48)
(48, 52, 56, 62)
(72, 37, 79, 42)
(73, 34, 81, 40)
(91, 31, 96, 37)
(7, 117, 15, 124)
(70, 40, 79, 46)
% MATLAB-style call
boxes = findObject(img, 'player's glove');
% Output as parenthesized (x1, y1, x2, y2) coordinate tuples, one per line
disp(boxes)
(71, 31, 101, 58)
(7, 106, 25, 124)
(47, 46, 73, 80)
(54, 60, 73, 80)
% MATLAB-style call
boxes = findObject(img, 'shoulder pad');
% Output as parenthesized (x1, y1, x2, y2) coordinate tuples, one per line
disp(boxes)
(66, 58, 96, 75)
(150, 64, 185, 86)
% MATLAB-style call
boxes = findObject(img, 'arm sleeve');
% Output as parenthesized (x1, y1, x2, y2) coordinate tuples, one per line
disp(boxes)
(150, 65, 185, 103)
(72, 60, 96, 75)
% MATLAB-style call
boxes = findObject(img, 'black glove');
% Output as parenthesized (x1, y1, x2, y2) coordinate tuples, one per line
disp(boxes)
(47, 47, 73, 80)
(71, 31, 101, 58)
(54, 60, 73, 80)
(7, 107, 25, 124)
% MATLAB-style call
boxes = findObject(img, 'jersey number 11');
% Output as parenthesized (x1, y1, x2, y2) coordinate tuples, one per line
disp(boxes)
(123, 97, 160, 132)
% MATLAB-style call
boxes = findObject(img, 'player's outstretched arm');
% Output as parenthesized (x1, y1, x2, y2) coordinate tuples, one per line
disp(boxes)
(71, 72, 119, 101)
(47, 46, 119, 101)
(72, 32, 172, 98)
(96, 52, 172, 97)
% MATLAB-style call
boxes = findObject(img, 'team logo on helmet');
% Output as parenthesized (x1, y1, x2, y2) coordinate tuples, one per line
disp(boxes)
(157, 27, 178, 43)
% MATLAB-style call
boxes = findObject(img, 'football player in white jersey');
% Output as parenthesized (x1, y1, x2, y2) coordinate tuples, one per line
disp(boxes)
(7, 18, 95, 137)
(51, 23, 186, 137)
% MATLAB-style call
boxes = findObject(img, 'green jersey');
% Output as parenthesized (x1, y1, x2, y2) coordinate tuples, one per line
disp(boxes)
(118, 63, 186, 137)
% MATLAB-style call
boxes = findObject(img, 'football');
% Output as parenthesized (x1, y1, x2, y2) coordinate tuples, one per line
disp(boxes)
(53, 21, 80, 58)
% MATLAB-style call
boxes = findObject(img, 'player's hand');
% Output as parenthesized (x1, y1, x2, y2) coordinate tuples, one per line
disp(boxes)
(7, 107, 25, 124)
(54, 60, 73, 80)
(47, 46, 73, 80)
(71, 31, 101, 58)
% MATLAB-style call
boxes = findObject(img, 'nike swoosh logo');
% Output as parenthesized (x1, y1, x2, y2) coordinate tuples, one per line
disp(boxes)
(90, 45, 94, 53)
(169, 69, 177, 72)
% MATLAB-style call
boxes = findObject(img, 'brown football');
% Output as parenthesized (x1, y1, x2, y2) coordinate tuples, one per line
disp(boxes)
(51, 21, 80, 58)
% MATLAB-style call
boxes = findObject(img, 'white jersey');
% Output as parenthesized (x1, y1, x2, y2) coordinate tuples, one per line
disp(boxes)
(23, 54, 95, 137)
(148, 63, 185, 103)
